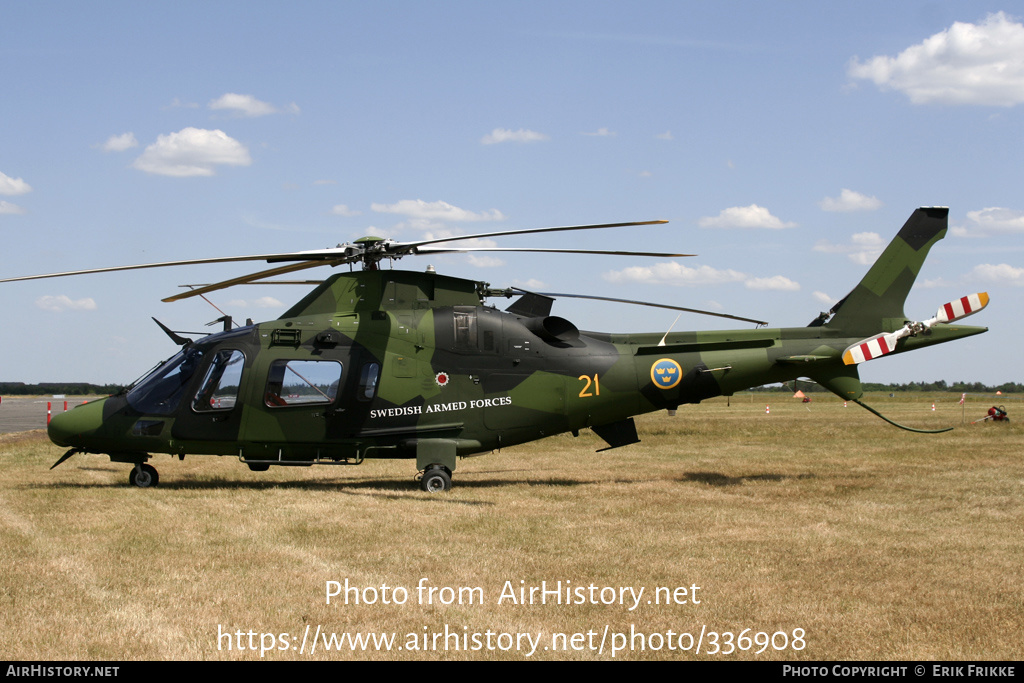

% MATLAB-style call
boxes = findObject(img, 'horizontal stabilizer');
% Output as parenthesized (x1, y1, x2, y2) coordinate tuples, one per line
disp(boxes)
(776, 354, 834, 365)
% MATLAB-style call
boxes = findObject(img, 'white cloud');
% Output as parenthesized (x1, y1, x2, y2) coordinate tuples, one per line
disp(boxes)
(813, 291, 835, 305)
(0, 200, 26, 215)
(814, 232, 883, 251)
(226, 296, 285, 308)
(99, 132, 138, 152)
(848, 251, 880, 267)
(917, 277, 953, 289)
(132, 128, 252, 177)
(603, 262, 747, 286)
(813, 231, 886, 265)
(655, 131, 674, 140)
(698, 205, 797, 229)
(819, 189, 882, 212)
(970, 263, 1024, 285)
(513, 278, 546, 290)
(848, 12, 1024, 106)
(480, 128, 549, 145)
(330, 204, 361, 217)
(35, 295, 97, 312)
(582, 127, 615, 137)
(603, 262, 800, 291)
(208, 93, 279, 117)
(852, 231, 885, 248)
(165, 97, 200, 109)
(0, 171, 32, 196)
(951, 207, 1024, 237)
(371, 199, 505, 222)
(466, 254, 505, 268)
(745, 276, 800, 291)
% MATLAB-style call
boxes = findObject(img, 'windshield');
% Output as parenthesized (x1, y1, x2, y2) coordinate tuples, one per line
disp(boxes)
(127, 346, 205, 415)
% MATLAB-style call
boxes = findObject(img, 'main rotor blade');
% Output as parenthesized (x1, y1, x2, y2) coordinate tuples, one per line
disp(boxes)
(414, 246, 694, 258)
(523, 290, 769, 325)
(162, 260, 338, 302)
(180, 280, 326, 287)
(401, 220, 669, 249)
(0, 249, 355, 283)
(2, 218, 674, 298)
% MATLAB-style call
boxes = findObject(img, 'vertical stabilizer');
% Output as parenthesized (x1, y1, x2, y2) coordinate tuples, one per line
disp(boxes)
(824, 207, 948, 335)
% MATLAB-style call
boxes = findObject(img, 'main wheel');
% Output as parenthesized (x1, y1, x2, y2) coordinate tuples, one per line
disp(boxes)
(129, 463, 159, 488)
(420, 466, 452, 493)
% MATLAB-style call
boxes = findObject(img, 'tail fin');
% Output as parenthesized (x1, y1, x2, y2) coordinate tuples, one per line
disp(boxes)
(824, 207, 948, 335)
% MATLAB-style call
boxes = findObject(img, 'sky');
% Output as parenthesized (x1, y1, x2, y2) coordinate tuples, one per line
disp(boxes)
(1, 1, 1023, 387)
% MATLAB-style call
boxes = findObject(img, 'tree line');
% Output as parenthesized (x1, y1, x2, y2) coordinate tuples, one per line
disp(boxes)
(753, 380, 1022, 394)
(0, 382, 124, 396)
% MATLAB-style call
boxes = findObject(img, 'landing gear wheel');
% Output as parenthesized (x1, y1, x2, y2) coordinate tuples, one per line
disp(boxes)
(419, 466, 452, 493)
(129, 463, 159, 488)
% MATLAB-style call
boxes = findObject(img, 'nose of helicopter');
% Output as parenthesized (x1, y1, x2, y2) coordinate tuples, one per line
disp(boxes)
(48, 399, 106, 448)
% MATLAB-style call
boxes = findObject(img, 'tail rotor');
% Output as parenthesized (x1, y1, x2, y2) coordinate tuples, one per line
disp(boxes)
(842, 293, 989, 366)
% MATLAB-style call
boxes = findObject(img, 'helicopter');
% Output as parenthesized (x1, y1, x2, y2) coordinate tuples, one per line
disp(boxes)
(1, 207, 989, 492)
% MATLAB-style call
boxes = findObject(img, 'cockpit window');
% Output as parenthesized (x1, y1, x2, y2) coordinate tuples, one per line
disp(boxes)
(192, 349, 245, 412)
(264, 359, 342, 407)
(127, 347, 205, 415)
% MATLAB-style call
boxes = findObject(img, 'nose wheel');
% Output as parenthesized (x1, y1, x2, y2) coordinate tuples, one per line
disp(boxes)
(129, 463, 159, 488)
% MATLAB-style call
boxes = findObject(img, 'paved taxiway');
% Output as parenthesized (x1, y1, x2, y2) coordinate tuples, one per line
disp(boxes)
(0, 396, 97, 434)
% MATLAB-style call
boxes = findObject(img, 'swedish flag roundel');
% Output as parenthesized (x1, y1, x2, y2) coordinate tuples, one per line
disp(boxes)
(650, 358, 683, 390)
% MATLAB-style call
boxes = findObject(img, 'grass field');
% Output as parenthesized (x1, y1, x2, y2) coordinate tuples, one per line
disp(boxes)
(0, 393, 1020, 661)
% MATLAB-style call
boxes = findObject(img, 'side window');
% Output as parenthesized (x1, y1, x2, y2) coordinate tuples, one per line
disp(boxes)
(264, 359, 343, 407)
(192, 349, 245, 412)
(358, 362, 381, 402)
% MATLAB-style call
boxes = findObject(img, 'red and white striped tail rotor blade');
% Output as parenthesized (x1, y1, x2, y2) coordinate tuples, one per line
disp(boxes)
(934, 292, 989, 324)
(842, 292, 989, 366)
(842, 332, 900, 366)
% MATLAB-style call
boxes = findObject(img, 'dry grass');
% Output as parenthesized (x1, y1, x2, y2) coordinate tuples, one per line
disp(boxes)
(0, 393, 1020, 660)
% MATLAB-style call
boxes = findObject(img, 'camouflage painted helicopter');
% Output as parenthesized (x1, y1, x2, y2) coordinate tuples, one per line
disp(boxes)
(1, 207, 988, 491)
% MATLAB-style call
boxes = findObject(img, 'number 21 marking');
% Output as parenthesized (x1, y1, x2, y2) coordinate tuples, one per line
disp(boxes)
(578, 373, 600, 398)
